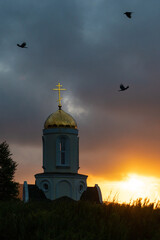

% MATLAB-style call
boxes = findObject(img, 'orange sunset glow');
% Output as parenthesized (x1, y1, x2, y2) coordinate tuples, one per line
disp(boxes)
(12, 141, 160, 204)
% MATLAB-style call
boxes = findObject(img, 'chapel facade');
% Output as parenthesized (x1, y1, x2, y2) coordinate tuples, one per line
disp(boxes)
(23, 83, 102, 203)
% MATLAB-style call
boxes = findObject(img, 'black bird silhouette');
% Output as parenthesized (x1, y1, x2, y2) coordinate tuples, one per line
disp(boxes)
(119, 84, 129, 91)
(124, 12, 133, 19)
(17, 42, 28, 48)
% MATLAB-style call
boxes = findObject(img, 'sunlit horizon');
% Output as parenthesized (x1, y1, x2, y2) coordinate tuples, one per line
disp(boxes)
(87, 173, 160, 204)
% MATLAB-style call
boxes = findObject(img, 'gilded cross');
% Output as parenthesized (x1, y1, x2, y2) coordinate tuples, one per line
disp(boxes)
(53, 83, 66, 109)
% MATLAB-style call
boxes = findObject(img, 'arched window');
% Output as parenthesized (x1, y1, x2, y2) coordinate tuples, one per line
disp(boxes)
(60, 137, 65, 164)
(56, 136, 69, 166)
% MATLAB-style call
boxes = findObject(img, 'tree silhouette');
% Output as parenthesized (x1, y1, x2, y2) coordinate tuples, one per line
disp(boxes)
(0, 141, 19, 200)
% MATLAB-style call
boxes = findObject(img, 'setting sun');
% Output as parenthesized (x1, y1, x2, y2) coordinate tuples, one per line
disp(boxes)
(120, 174, 145, 193)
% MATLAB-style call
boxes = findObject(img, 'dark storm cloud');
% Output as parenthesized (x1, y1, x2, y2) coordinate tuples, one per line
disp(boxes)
(0, 0, 86, 144)
(0, 0, 160, 181)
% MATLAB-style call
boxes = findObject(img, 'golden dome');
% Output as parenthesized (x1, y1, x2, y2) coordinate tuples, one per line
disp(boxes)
(44, 109, 77, 129)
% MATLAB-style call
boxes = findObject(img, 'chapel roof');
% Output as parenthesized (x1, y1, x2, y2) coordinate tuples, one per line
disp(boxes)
(80, 186, 102, 204)
(44, 109, 77, 129)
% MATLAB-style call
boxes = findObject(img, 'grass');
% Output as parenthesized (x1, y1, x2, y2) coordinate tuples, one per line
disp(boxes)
(0, 198, 160, 240)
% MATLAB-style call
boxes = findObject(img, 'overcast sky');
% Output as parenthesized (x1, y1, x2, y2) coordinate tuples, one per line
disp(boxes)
(0, 0, 160, 189)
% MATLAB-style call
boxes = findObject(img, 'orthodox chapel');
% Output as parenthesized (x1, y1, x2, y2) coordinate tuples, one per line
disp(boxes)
(23, 83, 102, 203)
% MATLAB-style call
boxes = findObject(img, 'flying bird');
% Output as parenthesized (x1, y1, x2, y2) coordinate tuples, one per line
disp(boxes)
(17, 42, 28, 48)
(124, 12, 133, 19)
(119, 84, 129, 91)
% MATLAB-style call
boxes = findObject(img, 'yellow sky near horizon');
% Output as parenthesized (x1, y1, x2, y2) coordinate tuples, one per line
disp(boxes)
(87, 173, 160, 203)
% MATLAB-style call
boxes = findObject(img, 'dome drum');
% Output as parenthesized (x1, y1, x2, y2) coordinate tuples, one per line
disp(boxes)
(43, 127, 78, 135)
